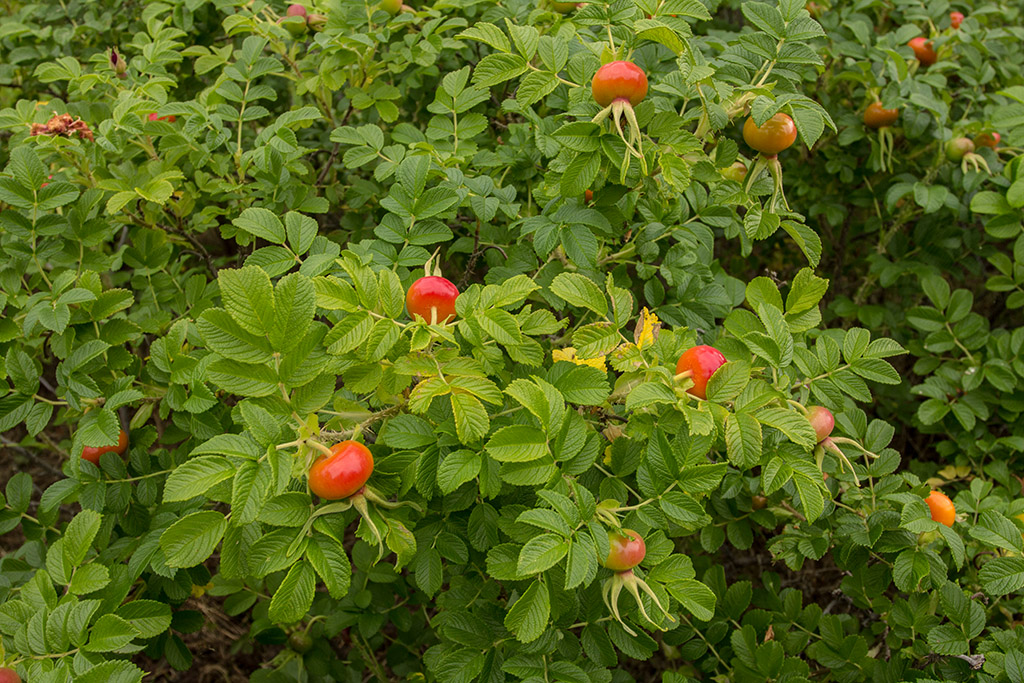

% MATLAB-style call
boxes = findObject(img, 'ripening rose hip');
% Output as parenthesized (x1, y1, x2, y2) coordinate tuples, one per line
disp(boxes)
(308, 441, 374, 500)
(908, 37, 937, 67)
(949, 11, 964, 29)
(974, 132, 1000, 148)
(81, 429, 129, 465)
(742, 113, 798, 156)
(806, 406, 834, 443)
(406, 276, 459, 323)
(946, 137, 975, 161)
(720, 161, 747, 182)
(591, 61, 648, 107)
(675, 345, 727, 399)
(287, 3, 308, 17)
(0, 669, 21, 683)
(926, 490, 956, 527)
(149, 112, 176, 123)
(863, 102, 899, 129)
(289, 632, 313, 653)
(603, 529, 646, 571)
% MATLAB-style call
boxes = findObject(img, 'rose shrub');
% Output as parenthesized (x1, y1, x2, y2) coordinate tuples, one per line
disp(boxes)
(1, 0, 1024, 681)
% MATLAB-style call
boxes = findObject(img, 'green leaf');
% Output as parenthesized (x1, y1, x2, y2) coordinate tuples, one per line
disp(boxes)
(473, 53, 528, 87)
(550, 365, 610, 406)
(197, 308, 274, 364)
(437, 450, 482, 494)
(725, 413, 762, 469)
(781, 220, 822, 267)
(452, 393, 490, 444)
(706, 361, 751, 402)
(756, 408, 817, 448)
(306, 535, 352, 599)
(379, 414, 436, 448)
(63, 510, 102, 568)
(116, 600, 173, 639)
(219, 266, 276, 336)
(269, 562, 316, 624)
(550, 273, 607, 317)
(84, 614, 140, 652)
(625, 382, 676, 411)
(926, 624, 968, 655)
(504, 581, 550, 643)
(665, 578, 717, 621)
(160, 511, 227, 568)
(571, 323, 617, 360)
(163, 456, 235, 503)
(969, 511, 1024, 552)
(517, 534, 569, 576)
(785, 268, 829, 314)
(486, 425, 548, 462)
(206, 358, 279, 397)
(233, 207, 286, 244)
(980, 557, 1024, 595)
(78, 661, 146, 683)
(893, 548, 931, 592)
(270, 272, 316, 352)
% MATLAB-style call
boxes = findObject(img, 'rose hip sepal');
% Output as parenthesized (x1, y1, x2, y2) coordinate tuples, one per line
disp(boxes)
(741, 113, 798, 211)
(603, 529, 645, 571)
(599, 529, 675, 636)
(591, 61, 649, 174)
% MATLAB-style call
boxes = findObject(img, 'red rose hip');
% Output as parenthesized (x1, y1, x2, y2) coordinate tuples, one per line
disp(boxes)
(742, 113, 798, 156)
(406, 276, 459, 324)
(863, 102, 899, 129)
(81, 429, 129, 465)
(603, 529, 645, 571)
(949, 11, 964, 29)
(286, 3, 307, 17)
(908, 37, 937, 67)
(308, 441, 374, 500)
(591, 61, 648, 107)
(926, 490, 956, 527)
(0, 669, 21, 683)
(675, 345, 727, 399)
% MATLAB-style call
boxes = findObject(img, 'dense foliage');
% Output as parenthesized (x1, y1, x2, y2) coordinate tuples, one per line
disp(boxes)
(1, 0, 1024, 681)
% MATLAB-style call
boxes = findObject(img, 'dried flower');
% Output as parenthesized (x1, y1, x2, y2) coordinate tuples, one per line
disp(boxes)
(29, 113, 94, 142)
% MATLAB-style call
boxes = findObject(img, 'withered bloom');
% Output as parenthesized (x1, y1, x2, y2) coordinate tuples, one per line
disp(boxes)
(29, 113, 94, 142)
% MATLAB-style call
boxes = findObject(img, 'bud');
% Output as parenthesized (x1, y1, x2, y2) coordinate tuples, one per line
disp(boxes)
(110, 48, 128, 79)
(307, 13, 327, 30)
